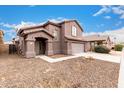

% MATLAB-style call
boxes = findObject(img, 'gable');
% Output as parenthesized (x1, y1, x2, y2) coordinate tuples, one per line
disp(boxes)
(60, 20, 83, 32)
(26, 31, 54, 41)
(19, 27, 54, 38)
(61, 20, 83, 39)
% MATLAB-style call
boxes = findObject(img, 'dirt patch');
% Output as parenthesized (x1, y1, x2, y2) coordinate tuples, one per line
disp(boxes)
(0, 53, 120, 88)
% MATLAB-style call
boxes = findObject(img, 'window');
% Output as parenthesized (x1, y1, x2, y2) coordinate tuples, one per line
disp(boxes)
(53, 30, 58, 40)
(72, 26, 77, 36)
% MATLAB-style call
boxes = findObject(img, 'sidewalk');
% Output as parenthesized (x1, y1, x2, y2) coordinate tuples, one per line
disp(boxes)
(118, 48, 124, 88)
(36, 52, 121, 63)
(80, 52, 121, 63)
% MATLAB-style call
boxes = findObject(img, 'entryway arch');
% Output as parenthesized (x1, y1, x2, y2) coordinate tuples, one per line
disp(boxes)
(25, 30, 54, 58)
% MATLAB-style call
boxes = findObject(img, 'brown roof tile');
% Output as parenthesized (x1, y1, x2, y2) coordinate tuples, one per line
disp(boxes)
(17, 19, 83, 34)
(84, 35, 109, 41)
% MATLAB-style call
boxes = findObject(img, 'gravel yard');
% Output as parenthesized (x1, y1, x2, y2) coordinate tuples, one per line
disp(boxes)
(0, 53, 120, 88)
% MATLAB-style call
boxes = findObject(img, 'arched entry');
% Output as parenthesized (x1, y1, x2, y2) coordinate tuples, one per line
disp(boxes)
(25, 29, 54, 58)
(35, 37, 47, 55)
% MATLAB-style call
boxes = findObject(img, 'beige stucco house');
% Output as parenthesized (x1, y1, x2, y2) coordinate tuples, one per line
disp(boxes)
(17, 20, 86, 58)
(84, 35, 112, 51)
(16, 20, 112, 58)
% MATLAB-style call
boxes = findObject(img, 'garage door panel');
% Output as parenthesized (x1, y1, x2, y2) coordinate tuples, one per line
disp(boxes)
(72, 43, 84, 55)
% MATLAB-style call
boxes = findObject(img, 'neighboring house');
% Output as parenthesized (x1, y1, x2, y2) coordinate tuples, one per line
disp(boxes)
(0, 30, 4, 44)
(84, 35, 112, 51)
(17, 20, 85, 58)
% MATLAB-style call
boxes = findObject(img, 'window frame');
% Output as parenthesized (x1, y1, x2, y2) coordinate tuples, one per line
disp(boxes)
(71, 26, 77, 37)
(53, 30, 58, 41)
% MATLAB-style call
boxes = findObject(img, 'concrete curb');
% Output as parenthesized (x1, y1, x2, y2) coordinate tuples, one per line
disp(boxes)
(35, 55, 83, 63)
(118, 48, 124, 88)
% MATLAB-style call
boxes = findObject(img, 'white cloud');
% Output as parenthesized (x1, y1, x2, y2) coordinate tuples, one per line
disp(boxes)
(112, 6, 124, 19)
(2, 29, 17, 41)
(84, 27, 124, 43)
(103, 27, 124, 43)
(93, 5, 124, 19)
(104, 27, 124, 34)
(48, 17, 69, 23)
(104, 16, 111, 19)
(0, 22, 16, 29)
(15, 21, 39, 29)
(93, 6, 111, 16)
(120, 14, 124, 19)
(0, 17, 69, 30)
(0, 21, 40, 41)
(0, 21, 39, 30)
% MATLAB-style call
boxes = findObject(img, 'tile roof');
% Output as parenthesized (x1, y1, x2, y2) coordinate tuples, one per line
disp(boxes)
(84, 35, 109, 41)
(17, 19, 83, 34)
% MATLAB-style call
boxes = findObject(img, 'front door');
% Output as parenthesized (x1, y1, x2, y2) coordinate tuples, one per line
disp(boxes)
(39, 40, 46, 55)
(39, 41, 44, 54)
(35, 39, 46, 55)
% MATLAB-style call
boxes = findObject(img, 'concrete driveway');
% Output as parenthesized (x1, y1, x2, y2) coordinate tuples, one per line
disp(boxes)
(36, 51, 121, 63)
(76, 52, 121, 63)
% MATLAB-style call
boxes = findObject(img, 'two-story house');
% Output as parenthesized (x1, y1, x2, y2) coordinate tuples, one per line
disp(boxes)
(17, 20, 85, 58)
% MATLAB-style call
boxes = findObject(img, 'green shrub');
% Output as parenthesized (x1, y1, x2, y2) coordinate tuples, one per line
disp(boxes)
(94, 45, 110, 53)
(114, 44, 124, 51)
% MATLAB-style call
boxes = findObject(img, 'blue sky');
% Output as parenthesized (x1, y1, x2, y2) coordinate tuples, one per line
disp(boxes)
(0, 5, 124, 42)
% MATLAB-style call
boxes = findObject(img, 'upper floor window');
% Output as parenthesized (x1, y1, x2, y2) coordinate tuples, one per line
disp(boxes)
(72, 26, 77, 36)
(53, 30, 58, 40)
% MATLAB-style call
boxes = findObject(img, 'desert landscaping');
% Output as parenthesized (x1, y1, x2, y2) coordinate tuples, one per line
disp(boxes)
(0, 51, 120, 88)
(0, 28, 122, 88)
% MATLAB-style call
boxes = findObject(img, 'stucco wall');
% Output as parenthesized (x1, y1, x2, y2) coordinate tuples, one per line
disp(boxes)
(44, 24, 61, 54)
(18, 36, 25, 55)
(85, 42, 91, 52)
(60, 21, 84, 54)
(44, 24, 61, 40)
(53, 41, 61, 54)
(60, 23, 66, 54)
(64, 21, 83, 39)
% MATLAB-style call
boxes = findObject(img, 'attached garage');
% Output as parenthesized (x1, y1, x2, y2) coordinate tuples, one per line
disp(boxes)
(71, 43, 84, 55)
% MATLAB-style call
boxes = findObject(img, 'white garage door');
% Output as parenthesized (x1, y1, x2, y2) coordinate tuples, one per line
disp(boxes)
(71, 43, 84, 55)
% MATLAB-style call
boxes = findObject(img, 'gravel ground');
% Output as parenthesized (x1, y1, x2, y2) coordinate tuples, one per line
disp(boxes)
(0, 53, 120, 88)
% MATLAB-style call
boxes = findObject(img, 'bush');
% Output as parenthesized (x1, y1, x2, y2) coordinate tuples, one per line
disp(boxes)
(94, 45, 110, 53)
(114, 44, 124, 51)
